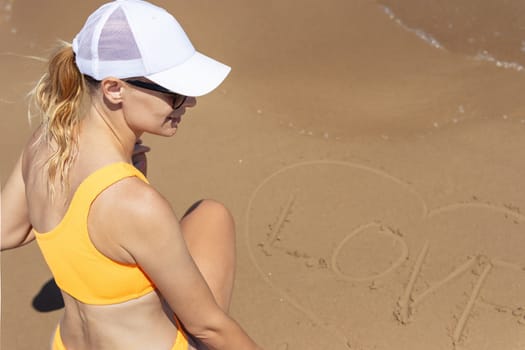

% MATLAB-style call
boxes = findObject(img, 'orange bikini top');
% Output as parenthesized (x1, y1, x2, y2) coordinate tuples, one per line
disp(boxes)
(34, 162, 155, 305)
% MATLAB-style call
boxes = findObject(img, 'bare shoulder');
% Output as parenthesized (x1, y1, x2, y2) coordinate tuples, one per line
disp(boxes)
(90, 175, 181, 260)
(102, 176, 173, 215)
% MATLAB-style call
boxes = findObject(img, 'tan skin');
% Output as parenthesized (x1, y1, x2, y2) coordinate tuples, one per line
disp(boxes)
(1, 78, 263, 350)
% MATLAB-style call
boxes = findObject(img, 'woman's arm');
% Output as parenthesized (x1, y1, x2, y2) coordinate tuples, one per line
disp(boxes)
(99, 179, 263, 350)
(1, 154, 34, 251)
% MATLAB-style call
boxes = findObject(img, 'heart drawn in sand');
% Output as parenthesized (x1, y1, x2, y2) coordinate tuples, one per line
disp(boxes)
(244, 161, 525, 350)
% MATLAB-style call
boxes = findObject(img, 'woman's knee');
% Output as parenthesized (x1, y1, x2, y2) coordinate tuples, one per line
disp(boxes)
(180, 199, 236, 310)
(181, 199, 235, 237)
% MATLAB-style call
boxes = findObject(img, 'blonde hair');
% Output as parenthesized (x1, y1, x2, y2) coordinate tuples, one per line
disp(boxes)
(29, 41, 95, 199)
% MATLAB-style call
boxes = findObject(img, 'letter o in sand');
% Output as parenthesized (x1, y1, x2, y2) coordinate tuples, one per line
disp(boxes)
(331, 222, 408, 282)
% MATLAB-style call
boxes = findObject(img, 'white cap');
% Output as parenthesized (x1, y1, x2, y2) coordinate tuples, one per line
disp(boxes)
(72, 0, 231, 97)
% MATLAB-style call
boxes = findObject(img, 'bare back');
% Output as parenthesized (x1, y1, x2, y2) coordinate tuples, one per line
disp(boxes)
(22, 129, 185, 350)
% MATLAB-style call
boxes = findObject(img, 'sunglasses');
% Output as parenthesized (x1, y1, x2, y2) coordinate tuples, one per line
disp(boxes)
(125, 80, 187, 110)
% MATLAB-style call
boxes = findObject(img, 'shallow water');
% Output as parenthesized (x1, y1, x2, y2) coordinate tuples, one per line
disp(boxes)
(2, 2, 525, 350)
(376, 0, 525, 72)
(1, 0, 524, 144)
(0, 0, 14, 21)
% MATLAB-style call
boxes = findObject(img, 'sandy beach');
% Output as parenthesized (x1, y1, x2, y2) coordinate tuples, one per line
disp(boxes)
(2, 0, 525, 349)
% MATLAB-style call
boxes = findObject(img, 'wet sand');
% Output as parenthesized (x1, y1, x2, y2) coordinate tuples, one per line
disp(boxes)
(2, 1, 525, 349)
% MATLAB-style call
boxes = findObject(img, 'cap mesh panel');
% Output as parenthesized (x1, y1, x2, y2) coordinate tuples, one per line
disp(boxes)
(77, 16, 97, 60)
(98, 7, 141, 61)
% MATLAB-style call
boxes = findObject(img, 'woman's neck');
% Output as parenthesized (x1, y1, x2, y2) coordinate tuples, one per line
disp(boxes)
(75, 104, 137, 165)
(80, 103, 139, 162)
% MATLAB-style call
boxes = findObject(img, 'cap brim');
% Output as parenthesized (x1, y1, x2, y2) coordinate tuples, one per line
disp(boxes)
(146, 51, 231, 97)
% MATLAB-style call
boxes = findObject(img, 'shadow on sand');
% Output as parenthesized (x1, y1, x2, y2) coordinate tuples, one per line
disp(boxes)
(32, 278, 64, 312)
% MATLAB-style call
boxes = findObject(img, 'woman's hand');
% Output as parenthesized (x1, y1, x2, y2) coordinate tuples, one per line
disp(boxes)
(132, 139, 150, 176)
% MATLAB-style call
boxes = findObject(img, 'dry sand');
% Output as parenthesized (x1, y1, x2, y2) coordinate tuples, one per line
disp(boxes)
(1, 1, 525, 349)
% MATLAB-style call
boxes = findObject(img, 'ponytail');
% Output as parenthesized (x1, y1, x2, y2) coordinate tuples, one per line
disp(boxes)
(29, 41, 91, 199)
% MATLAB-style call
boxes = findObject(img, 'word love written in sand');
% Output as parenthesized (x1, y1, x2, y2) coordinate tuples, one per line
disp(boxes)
(245, 161, 525, 350)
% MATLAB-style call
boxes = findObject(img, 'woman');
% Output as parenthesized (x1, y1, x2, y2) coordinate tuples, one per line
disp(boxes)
(1, 1, 263, 349)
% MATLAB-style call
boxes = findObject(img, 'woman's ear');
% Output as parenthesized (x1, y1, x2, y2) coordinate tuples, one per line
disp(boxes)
(100, 78, 124, 104)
